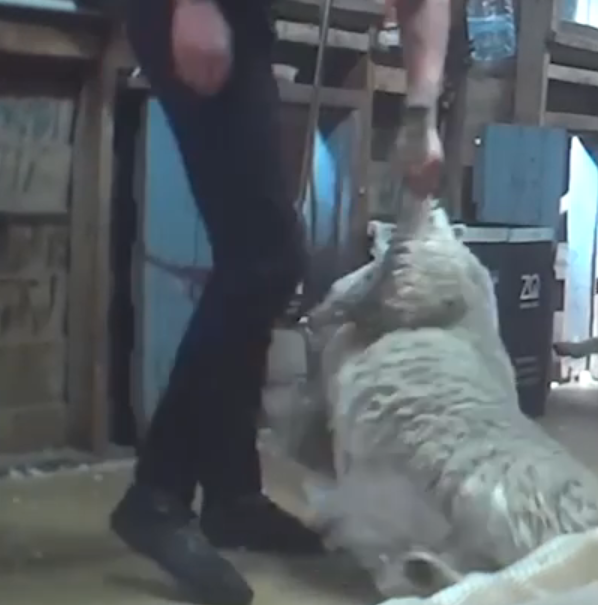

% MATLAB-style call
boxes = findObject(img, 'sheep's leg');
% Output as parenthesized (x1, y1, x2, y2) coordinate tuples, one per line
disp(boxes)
(554, 338, 598, 359)
(307, 260, 384, 330)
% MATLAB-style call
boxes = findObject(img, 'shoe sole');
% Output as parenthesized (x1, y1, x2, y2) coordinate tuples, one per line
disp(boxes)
(110, 512, 254, 605)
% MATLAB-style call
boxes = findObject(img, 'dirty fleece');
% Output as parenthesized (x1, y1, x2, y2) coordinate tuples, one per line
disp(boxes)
(296, 201, 598, 597)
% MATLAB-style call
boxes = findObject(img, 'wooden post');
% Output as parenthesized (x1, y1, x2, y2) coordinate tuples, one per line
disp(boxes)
(68, 28, 118, 453)
(341, 27, 375, 270)
(514, 0, 559, 124)
(441, 0, 470, 219)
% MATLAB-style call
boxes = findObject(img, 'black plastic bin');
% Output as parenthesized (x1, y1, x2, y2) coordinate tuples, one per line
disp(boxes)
(462, 226, 556, 418)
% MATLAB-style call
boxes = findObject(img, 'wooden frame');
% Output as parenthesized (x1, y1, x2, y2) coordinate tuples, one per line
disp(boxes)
(0, 7, 124, 453)
(516, 0, 598, 132)
(68, 28, 120, 453)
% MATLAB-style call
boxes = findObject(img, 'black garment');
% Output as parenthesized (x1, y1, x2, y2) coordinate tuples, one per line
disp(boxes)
(127, 0, 305, 506)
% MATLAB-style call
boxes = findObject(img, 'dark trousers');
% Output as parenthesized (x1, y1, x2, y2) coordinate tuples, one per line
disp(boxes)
(127, 0, 305, 506)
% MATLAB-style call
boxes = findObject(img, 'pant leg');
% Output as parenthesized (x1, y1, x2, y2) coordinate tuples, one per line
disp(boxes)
(126, 0, 305, 505)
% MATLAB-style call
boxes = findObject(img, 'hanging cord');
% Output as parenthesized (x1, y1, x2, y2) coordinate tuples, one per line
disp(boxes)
(295, 0, 336, 247)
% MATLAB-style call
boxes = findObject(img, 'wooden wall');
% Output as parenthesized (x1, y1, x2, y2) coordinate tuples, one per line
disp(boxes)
(0, 94, 75, 452)
(0, 7, 122, 454)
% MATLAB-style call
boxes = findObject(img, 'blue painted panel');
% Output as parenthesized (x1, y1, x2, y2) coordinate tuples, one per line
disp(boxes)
(473, 123, 569, 229)
(306, 112, 360, 265)
(0, 0, 99, 14)
(141, 99, 212, 421)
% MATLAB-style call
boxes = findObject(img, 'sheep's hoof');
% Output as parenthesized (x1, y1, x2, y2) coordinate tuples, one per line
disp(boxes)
(403, 550, 462, 595)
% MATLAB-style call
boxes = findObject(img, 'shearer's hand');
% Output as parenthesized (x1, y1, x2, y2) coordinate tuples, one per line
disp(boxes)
(171, 0, 232, 96)
(395, 106, 444, 197)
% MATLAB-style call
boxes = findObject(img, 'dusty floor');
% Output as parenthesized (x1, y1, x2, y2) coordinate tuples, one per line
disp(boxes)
(0, 452, 378, 605)
(1, 385, 598, 605)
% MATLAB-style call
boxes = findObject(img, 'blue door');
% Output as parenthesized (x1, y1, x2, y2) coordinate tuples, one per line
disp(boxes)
(137, 99, 212, 423)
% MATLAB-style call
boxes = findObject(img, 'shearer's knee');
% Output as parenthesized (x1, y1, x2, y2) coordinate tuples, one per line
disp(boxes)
(219, 237, 306, 324)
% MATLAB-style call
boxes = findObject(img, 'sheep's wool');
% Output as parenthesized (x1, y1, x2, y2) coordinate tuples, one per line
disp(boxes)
(303, 206, 598, 596)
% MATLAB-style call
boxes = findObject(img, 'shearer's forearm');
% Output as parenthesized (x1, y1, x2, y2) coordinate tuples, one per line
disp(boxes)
(396, 0, 451, 108)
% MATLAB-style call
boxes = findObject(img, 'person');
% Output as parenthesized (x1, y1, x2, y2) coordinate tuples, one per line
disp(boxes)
(111, 0, 451, 604)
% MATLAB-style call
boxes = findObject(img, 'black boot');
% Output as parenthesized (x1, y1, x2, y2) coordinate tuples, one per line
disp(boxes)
(200, 493, 324, 554)
(110, 484, 254, 605)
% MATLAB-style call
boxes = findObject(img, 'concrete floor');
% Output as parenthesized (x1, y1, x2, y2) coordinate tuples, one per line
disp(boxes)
(1, 385, 598, 605)
(0, 454, 378, 605)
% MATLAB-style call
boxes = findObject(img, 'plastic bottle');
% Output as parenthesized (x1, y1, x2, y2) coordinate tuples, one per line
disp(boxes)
(467, 0, 517, 64)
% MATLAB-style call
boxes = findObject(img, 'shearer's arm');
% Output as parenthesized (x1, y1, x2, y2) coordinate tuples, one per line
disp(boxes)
(397, 0, 451, 109)
(306, 0, 452, 328)
(394, 0, 451, 197)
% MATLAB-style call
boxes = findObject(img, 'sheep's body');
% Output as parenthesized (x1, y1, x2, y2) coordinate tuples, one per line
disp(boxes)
(304, 207, 598, 596)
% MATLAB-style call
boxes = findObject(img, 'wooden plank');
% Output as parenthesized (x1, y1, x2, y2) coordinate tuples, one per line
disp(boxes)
(551, 21, 598, 55)
(0, 222, 68, 276)
(278, 80, 364, 108)
(341, 28, 374, 271)
(0, 400, 67, 454)
(0, 274, 67, 345)
(462, 75, 513, 166)
(545, 111, 598, 132)
(514, 0, 558, 124)
(0, 138, 71, 214)
(0, 97, 75, 144)
(0, 97, 74, 214)
(68, 32, 117, 453)
(111, 24, 135, 70)
(274, 0, 383, 30)
(276, 20, 369, 51)
(548, 63, 598, 87)
(0, 19, 101, 59)
(0, 340, 65, 408)
(373, 65, 407, 94)
(441, 2, 470, 219)
(88, 42, 116, 454)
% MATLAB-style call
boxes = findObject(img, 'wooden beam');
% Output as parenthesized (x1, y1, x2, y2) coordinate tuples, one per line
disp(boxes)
(341, 28, 374, 270)
(88, 34, 117, 455)
(0, 401, 67, 454)
(68, 29, 117, 453)
(551, 21, 598, 54)
(545, 111, 598, 133)
(461, 75, 513, 166)
(548, 63, 598, 87)
(274, 0, 383, 30)
(514, 0, 558, 124)
(0, 19, 101, 60)
(441, 1, 469, 219)
(373, 65, 407, 94)
(276, 20, 369, 51)
(111, 24, 136, 70)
